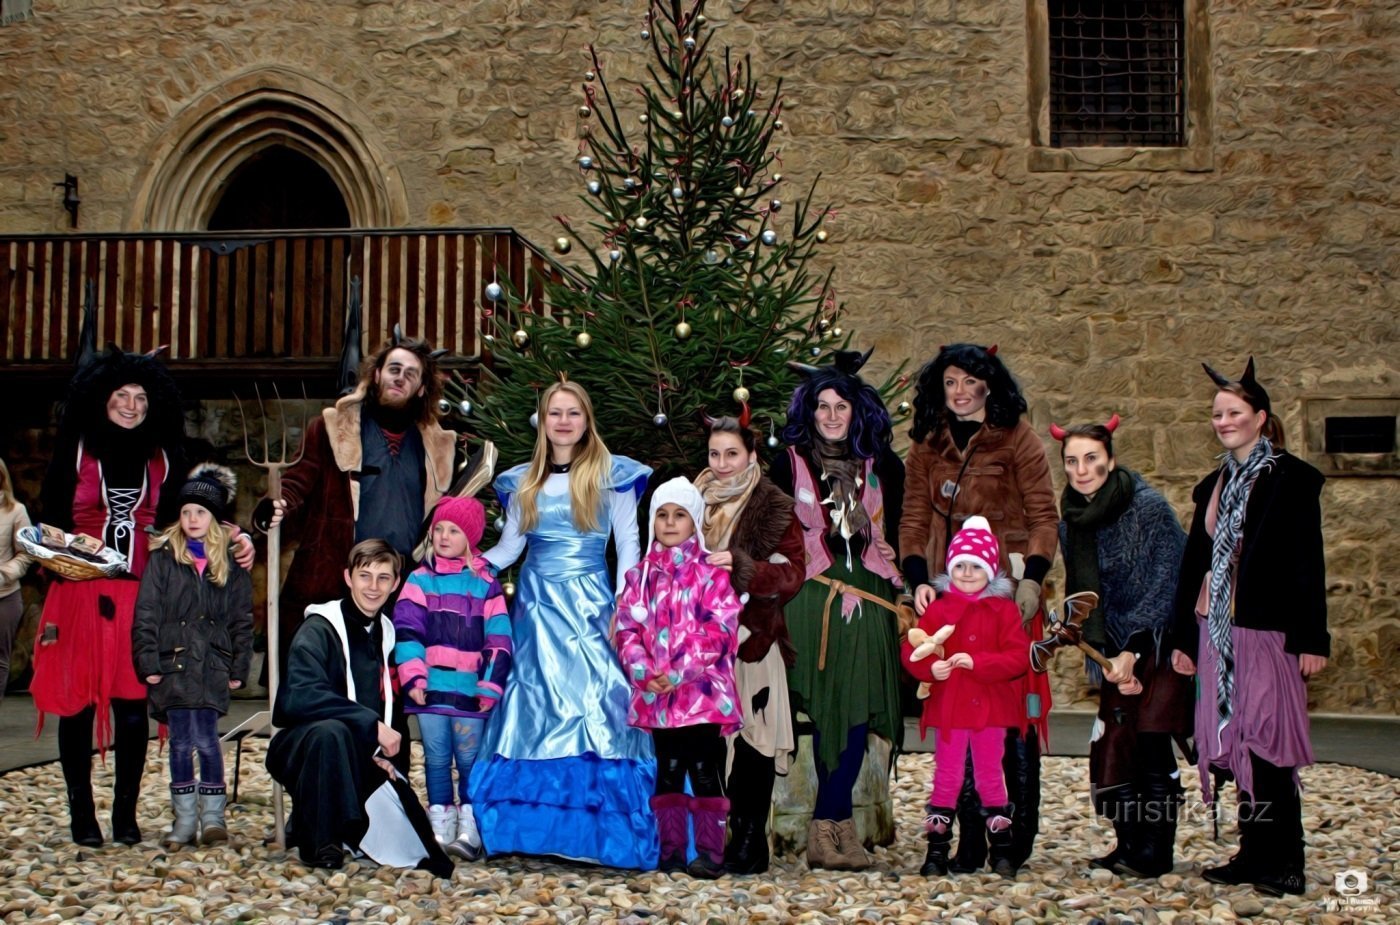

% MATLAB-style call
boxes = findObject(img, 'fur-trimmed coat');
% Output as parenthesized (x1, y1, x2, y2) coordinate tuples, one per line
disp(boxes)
(723, 477, 805, 665)
(900, 576, 1030, 736)
(272, 385, 457, 656)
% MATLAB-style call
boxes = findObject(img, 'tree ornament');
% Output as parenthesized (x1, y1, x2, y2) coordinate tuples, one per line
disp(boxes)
(634, 216, 649, 230)
(485, 282, 504, 302)
(733, 88, 745, 99)
(512, 328, 531, 349)
(437, 398, 452, 415)
(721, 116, 734, 128)
(483, 333, 495, 345)
(653, 412, 669, 427)
(584, 70, 596, 82)
(640, 28, 650, 39)
(817, 317, 832, 332)
(774, 119, 784, 130)
(579, 155, 593, 169)
(772, 173, 782, 182)
(732, 386, 750, 403)
(896, 401, 912, 416)
(815, 229, 829, 243)
(703, 248, 722, 265)
(831, 326, 843, 338)
(674, 321, 692, 339)
(493, 516, 506, 532)
(670, 186, 684, 200)
(578, 105, 592, 118)
(639, 113, 649, 124)
(733, 185, 746, 197)
(810, 346, 822, 356)
(769, 198, 782, 212)
(575, 331, 593, 348)
(502, 581, 516, 598)
(529, 412, 539, 429)
(624, 177, 638, 191)
(760, 229, 778, 246)
(683, 36, 696, 50)
(458, 399, 473, 416)
(554, 237, 572, 255)
(587, 180, 602, 195)
(609, 249, 622, 262)
(767, 433, 781, 448)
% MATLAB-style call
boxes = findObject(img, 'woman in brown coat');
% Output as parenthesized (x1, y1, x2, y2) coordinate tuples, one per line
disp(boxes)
(899, 342, 1058, 874)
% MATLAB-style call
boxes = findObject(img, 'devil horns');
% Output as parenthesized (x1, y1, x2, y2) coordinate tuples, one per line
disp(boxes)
(1049, 413, 1121, 443)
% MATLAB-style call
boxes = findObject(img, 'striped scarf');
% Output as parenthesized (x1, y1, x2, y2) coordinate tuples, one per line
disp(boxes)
(1206, 436, 1275, 745)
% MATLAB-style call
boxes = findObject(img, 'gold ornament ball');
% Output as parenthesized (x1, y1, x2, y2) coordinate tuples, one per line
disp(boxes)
(554, 236, 572, 255)
(578, 105, 591, 118)
(575, 331, 592, 348)
(896, 401, 912, 416)
(674, 321, 692, 340)
(733, 185, 746, 197)
(512, 328, 530, 349)
(732, 386, 750, 403)
(817, 317, 832, 332)
(503, 581, 517, 597)
(816, 229, 829, 243)
(831, 326, 843, 338)
(634, 216, 649, 230)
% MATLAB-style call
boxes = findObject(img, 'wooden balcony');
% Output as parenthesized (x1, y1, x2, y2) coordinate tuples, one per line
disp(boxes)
(0, 227, 563, 396)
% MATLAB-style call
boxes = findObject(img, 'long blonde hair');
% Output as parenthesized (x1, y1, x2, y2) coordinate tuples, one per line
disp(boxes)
(0, 458, 15, 513)
(515, 381, 612, 534)
(151, 518, 232, 587)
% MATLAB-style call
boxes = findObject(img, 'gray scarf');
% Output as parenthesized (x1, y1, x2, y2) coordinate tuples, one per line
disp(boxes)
(1207, 436, 1275, 745)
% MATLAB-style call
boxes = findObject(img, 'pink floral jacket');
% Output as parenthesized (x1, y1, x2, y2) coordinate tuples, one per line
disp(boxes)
(613, 537, 743, 734)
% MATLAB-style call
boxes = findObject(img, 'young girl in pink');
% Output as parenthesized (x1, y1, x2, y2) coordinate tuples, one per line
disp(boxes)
(901, 515, 1031, 878)
(613, 477, 743, 878)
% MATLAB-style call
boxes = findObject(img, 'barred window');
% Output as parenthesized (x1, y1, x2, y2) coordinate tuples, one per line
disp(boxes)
(1048, 0, 1185, 147)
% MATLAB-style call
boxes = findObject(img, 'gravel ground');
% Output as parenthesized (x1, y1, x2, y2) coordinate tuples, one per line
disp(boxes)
(0, 743, 1393, 924)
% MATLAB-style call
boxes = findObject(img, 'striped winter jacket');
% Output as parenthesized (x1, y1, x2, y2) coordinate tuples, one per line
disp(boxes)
(392, 554, 512, 717)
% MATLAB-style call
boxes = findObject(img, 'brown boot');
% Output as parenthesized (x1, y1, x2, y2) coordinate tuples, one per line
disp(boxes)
(805, 818, 838, 870)
(829, 818, 872, 870)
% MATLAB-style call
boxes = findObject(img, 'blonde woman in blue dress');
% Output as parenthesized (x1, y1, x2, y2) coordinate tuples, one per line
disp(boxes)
(469, 381, 657, 868)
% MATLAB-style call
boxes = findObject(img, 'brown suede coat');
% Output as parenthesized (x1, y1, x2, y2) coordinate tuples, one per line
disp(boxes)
(275, 386, 456, 662)
(724, 477, 805, 665)
(899, 418, 1059, 579)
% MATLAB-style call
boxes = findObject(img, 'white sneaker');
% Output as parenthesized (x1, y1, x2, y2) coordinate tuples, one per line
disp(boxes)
(428, 804, 457, 846)
(447, 803, 484, 861)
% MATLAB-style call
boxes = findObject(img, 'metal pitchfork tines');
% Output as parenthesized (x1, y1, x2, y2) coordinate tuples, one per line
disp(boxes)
(228, 383, 308, 849)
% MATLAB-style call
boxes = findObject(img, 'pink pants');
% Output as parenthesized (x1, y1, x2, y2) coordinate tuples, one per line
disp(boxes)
(930, 727, 1009, 807)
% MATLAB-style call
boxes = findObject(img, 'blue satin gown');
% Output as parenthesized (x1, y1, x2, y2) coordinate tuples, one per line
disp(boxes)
(469, 458, 658, 868)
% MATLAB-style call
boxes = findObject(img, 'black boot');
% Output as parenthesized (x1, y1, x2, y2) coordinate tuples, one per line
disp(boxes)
(58, 710, 104, 847)
(920, 806, 954, 876)
(1113, 772, 1182, 878)
(1089, 784, 1136, 871)
(985, 805, 1017, 877)
(947, 760, 985, 873)
(1006, 727, 1041, 870)
(724, 812, 770, 875)
(1246, 754, 1306, 897)
(110, 700, 149, 846)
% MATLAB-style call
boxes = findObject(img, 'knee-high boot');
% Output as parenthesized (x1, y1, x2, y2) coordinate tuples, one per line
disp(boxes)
(948, 753, 986, 873)
(58, 710, 102, 847)
(111, 699, 149, 845)
(1113, 771, 1182, 878)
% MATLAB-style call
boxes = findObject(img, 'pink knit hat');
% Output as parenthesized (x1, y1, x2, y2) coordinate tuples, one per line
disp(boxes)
(946, 515, 999, 582)
(430, 496, 486, 552)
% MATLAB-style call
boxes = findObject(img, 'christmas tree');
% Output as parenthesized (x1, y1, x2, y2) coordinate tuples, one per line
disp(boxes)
(456, 0, 905, 476)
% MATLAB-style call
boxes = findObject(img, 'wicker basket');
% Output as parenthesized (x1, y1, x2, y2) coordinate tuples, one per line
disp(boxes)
(16, 525, 129, 581)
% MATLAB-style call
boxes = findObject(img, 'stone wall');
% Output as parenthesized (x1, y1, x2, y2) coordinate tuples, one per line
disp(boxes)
(0, 1, 1395, 711)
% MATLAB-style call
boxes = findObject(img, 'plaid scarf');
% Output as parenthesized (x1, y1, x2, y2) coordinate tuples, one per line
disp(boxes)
(1206, 436, 1275, 745)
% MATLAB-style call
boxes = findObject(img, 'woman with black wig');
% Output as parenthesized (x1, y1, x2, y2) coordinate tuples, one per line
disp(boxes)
(770, 349, 904, 871)
(898, 343, 1057, 875)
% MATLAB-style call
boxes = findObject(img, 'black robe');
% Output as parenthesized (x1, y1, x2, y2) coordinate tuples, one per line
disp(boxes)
(266, 598, 449, 876)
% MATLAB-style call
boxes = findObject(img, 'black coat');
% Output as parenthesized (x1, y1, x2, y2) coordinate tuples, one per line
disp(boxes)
(132, 545, 254, 722)
(1170, 451, 1329, 659)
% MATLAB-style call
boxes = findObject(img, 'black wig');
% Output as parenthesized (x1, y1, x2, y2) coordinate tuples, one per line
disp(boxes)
(909, 343, 1027, 444)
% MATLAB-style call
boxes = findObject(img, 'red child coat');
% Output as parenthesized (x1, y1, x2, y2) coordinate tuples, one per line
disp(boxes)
(900, 577, 1031, 738)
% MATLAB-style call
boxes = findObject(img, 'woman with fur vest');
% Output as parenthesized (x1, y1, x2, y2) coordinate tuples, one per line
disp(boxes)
(1051, 415, 1190, 879)
(693, 415, 806, 874)
(901, 516, 1031, 878)
(899, 342, 1057, 873)
(132, 464, 253, 848)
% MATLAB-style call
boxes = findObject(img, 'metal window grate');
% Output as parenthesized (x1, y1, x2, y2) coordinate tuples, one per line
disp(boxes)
(1049, 0, 1185, 147)
(1325, 416, 1396, 455)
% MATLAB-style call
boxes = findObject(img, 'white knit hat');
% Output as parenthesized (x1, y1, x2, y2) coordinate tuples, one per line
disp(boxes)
(646, 476, 708, 553)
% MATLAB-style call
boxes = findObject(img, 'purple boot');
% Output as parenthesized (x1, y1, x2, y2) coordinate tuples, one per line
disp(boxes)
(651, 793, 690, 873)
(688, 796, 730, 879)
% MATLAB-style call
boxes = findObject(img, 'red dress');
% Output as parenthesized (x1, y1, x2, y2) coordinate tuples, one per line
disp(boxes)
(31, 442, 167, 748)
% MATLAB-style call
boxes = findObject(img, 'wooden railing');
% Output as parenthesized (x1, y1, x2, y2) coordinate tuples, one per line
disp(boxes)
(0, 227, 562, 392)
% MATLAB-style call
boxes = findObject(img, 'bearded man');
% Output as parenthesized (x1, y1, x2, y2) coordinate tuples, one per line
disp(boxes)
(255, 336, 490, 670)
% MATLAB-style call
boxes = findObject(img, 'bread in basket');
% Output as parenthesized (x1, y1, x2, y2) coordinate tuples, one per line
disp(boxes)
(16, 525, 130, 580)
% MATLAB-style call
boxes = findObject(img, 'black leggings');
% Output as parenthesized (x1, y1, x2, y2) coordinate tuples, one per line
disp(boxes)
(57, 699, 149, 792)
(654, 724, 726, 798)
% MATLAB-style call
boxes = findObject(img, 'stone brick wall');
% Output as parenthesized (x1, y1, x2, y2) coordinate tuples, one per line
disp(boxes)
(0, 1, 1395, 711)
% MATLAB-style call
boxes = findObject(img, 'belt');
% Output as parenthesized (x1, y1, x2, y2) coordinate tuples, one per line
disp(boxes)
(810, 574, 915, 670)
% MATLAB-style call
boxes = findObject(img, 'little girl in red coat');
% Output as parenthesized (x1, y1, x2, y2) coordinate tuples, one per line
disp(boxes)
(901, 515, 1031, 878)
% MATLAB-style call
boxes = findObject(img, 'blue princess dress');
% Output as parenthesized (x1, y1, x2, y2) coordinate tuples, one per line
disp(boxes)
(469, 457, 658, 868)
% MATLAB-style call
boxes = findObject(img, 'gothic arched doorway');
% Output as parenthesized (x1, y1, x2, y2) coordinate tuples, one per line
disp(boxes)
(207, 145, 351, 231)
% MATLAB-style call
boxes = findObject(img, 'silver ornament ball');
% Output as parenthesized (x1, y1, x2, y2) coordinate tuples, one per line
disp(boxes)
(493, 516, 506, 532)
(609, 249, 622, 262)
(760, 229, 778, 246)
(437, 399, 452, 415)
(683, 37, 696, 50)
(587, 180, 602, 195)
(766, 434, 781, 448)
(579, 155, 593, 169)
(575, 331, 593, 348)
(512, 328, 530, 349)
(653, 412, 669, 427)
(458, 399, 473, 416)
(671, 186, 684, 200)
(640, 28, 650, 39)
(721, 116, 734, 128)
(484, 282, 504, 302)
(529, 412, 539, 429)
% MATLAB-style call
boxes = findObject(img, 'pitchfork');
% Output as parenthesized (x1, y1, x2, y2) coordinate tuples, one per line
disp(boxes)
(221, 383, 307, 849)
